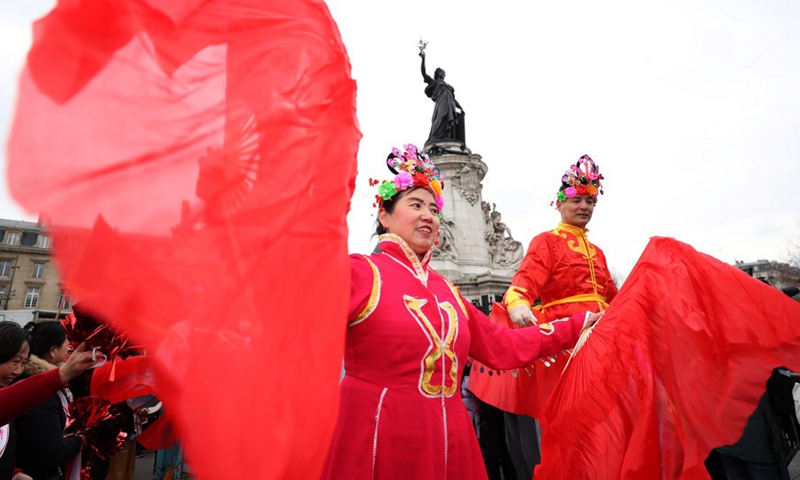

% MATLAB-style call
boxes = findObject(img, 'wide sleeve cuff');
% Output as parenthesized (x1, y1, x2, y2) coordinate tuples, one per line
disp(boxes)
(503, 285, 532, 311)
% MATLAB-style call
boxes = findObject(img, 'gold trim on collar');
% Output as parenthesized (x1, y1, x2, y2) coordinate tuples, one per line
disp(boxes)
(378, 233, 429, 285)
(553, 222, 589, 237)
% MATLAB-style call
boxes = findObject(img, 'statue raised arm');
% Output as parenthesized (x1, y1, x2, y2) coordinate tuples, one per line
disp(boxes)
(419, 51, 465, 147)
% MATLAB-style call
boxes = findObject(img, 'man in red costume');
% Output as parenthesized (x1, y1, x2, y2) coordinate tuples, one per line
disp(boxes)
(469, 155, 618, 479)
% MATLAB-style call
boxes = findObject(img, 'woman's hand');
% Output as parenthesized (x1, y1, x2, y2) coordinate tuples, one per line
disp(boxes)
(58, 343, 102, 384)
(12, 472, 33, 480)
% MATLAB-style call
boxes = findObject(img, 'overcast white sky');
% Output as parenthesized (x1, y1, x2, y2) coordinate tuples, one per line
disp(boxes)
(3, 0, 800, 280)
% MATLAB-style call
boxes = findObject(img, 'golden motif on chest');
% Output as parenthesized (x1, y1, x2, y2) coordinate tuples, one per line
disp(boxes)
(555, 230, 597, 259)
(404, 295, 459, 398)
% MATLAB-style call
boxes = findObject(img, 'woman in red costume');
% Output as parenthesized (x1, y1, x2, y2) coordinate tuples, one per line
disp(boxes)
(321, 144, 601, 480)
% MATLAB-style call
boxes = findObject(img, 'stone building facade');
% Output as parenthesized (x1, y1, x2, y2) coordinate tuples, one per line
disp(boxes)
(0, 218, 71, 321)
(734, 259, 800, 299)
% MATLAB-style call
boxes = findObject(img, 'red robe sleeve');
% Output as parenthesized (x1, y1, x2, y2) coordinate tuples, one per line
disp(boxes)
(467, 300, 584, 371)
(348, 254, 378, 324)
(0, 369, 64, 425)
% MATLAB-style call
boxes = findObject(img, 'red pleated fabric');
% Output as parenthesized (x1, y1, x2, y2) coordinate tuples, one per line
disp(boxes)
(7, 1, 360, 478)
(535, 237, 800, 480)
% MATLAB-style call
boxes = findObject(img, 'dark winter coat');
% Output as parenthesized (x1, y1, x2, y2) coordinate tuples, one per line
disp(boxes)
(13, 355, 81, 480)
(0, 422, 17, 480)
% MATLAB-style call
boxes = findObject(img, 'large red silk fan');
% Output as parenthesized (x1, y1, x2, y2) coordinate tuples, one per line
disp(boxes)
(535, 237, 800, 480)
(6, 1, 360, 478)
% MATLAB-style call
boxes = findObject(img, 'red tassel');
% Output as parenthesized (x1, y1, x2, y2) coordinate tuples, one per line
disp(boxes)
(108, 357, 117, 382)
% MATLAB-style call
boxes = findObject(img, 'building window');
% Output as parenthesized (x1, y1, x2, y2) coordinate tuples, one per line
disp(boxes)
(5, 232, 21, 246)
(24, 287, 40, 308)
(0, 261, 10, 277)
(58, 290, 71, 309)
(32, 263, 45, 279)
(37, 235, 51, 249)
(0, 285, 5, 303)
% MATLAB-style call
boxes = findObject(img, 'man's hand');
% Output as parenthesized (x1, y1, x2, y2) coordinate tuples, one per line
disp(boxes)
(509, 304, 536, 327)
(582, 310, 605, 331)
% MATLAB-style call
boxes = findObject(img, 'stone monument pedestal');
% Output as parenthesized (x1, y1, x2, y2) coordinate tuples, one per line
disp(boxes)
(426, 142, 524, 312)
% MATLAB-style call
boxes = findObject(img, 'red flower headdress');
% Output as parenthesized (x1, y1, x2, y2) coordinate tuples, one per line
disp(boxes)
(369, 143, 445, 217)
(555, 154, 604, 203)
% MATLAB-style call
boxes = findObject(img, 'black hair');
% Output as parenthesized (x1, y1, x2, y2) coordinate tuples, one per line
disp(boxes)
(24, 321, 67, 358)
(374, 196, 399, 236)
(0, 321, 30, 363)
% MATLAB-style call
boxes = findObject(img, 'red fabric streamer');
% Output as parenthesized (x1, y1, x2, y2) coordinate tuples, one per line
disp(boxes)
(535, 237, 800, 480)
(7, 1, 360, 478)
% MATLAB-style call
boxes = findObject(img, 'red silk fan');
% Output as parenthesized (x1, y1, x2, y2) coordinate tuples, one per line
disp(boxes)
(7, 1, 360, 478)
(535, 237, 800, 480)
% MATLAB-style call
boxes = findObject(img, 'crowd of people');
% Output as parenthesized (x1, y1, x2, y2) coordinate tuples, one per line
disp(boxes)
(0, 322, 96, 479)
(0, 317, 188, 480)
(1, 144, 798, 480)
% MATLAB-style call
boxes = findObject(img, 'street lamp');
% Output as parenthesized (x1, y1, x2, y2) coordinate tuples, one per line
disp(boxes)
(2, 243, 22, 310)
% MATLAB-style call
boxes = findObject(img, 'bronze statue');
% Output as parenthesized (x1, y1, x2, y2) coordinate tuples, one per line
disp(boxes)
(419, 44, 465, 147)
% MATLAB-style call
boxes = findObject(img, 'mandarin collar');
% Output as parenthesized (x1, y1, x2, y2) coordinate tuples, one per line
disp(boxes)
(378, 233, 432, 283)
(557, 222, 590, 237)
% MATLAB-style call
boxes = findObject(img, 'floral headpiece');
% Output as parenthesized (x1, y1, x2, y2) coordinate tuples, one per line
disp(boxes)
(370, 143, 445, 218)
(555, 154, 604, 203)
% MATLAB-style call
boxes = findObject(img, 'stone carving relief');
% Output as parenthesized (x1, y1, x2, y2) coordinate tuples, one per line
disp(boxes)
(482, 201, 523, 268)
(432, 218, 458, 261)
(452, 164, 482, 205)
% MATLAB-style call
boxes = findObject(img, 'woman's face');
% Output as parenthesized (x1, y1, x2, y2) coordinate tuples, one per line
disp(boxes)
(49, 338, 70, 365)
(0, 341, 30, 387)
(380, 188, 440, 257)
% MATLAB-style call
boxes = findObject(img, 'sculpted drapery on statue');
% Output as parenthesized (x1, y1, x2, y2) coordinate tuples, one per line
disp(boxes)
(419, 48, 465, 146)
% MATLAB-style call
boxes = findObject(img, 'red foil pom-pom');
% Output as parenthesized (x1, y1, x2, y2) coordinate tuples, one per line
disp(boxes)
(65, 396, 127, 460)
(61, 307, 131, 362)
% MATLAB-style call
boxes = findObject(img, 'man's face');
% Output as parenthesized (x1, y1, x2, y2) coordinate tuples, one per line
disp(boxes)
(557, 195, 595, 229)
